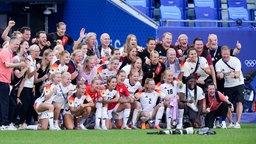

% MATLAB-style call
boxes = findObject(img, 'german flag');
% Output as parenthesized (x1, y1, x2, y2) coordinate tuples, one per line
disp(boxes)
(101, 57, 106, 64)
(45, 84, 51, 93)
(155, 89, 163, 95)
(68, 96, 75, 104)
(180, 61, 184, 68)
(155, 82, 162, 89)
(135, 91, 142, 99)
(97, 65, 103, 73)
(51, 63, 58, 71)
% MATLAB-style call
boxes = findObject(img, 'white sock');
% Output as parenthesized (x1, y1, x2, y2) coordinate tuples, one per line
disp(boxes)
(132, 109, 139, 126)
(178, 109, 184, 125)
(95, 106, 102, 127)
(123, 109, 131, 126)
(166, 108, 172, 127)
(155, 106, 164, 125)
(101, 107, 108, 128)
(48, 112, 54, 128)
(80, 118, 86, 125)
(26, 125, 38, 130)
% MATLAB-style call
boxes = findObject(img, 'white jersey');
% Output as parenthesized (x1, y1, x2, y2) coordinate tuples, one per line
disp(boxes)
(168, 62, 184, 78)
(215, 57, 244, 87)
(101, 89, 120, 101)
(98, 65, 117, 84)
(54, 82, 76, 109)
(124, 79, 142, 97)
(184, 56, 209, 81)
(157, 81, 180, 99)
(135, 90, 166, 112)
(180, 85, 205, 112)
(64, 94, 92, 113)
(35, 83, 58, 104)
(50, 60, 68, 74)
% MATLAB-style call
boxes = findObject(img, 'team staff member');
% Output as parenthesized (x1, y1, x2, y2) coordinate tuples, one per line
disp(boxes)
(202, 83, 233, 129)
(0, 37, 26, 130)
(215, 45, 244, 129)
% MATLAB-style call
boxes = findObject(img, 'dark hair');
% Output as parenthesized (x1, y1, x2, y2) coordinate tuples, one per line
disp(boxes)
(146, 38, 155, 44)
(107, 76, 117, 84)
(19, 26, 31, 34)
(35, 31, 46, 39)
(193, 37, 203, 44)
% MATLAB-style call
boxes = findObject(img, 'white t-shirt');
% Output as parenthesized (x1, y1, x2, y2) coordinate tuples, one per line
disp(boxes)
(184, 56, 209, 81)
(180, 85, 205, 112)
(24, 55, 36, 88)
(124, 79, 142, 97)
(215, 56, 244, 87)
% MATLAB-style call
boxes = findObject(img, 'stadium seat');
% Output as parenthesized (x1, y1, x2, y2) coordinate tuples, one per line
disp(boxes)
(160, 0, 186, 7)
(160, 5, 184, 27)
(227, 0, 247, 8)
(126, 0, 150, 17)
(194, 0, 215, 8)
(194, 7, 218, 27)
(228, 7, 250, 27)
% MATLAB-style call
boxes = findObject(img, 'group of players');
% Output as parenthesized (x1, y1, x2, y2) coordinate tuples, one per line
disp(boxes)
(0, 21, 244, 131)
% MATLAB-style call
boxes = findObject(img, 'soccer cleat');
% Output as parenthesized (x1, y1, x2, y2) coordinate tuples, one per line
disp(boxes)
(145, 123, 150, 129)
(154, 125, 161, 129)
(121, 125, 131, 130)
(79, 124, 88, 130)
(101, 126, 108, 130)
(49, 126, 58, 130)
(220, 123, 227, 129)
(54, 124, 61, 130)
(141, 122, 146, 129)
(1, 125, 17, 131)
(94, 125, 102, 130)
(234, 122, 241, 129)
(131, 125, 138, 129)
(228, 122, 235, 128)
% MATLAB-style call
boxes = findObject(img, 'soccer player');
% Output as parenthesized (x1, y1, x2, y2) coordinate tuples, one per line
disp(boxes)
(157, 69, 183, 129)
(63, 82, 94, 130)
(135, 78, 169, 129)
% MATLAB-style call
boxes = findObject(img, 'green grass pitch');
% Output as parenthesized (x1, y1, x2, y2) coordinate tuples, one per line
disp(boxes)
(0, 124, 255, 144)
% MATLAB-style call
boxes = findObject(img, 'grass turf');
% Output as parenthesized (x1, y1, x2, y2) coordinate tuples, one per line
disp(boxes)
(0, 124, 255, 144)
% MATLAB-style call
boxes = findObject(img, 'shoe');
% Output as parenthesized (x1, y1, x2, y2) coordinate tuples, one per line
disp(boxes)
(176, 123, 183, 129)
(101, 126, 108, 130)
(79, 124, 88, 130)
(141, 122, 146, 129)
(131, 125, 138, 129)
(228, 122, 235, 128)
(54, 124, 61, 130)
(145, 123, 150, 129)
(94, 125, 102, 130)
(49, 126, 58, 130)
(154, 125, 161, 129)
(1, 125, 17, 130)
(220, 122, 227, 129)
(234, 122, 241, 129)
(18, 123, 28, 130)
(121, 125, 131, 130)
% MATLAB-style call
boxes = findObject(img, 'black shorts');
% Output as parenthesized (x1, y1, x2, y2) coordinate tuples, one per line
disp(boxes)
(224, 84, 244, 104)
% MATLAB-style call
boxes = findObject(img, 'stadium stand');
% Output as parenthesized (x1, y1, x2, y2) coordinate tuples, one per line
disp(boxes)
(159, 5, 184, 26)
(126, 0, 151, 17)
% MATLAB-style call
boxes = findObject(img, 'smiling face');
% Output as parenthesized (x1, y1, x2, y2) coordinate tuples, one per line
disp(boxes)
(162, 33, 172, 48)
(194, 40, 204, 53)
(164, 70, 174, 84)
(108, 77, 117, 90)
(100, 33, 110, 47)
(57, 24, 66, 37)
(187, 49, 197, 62)
(20, 41, 29, 53)
(187, 78, 196, 90)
